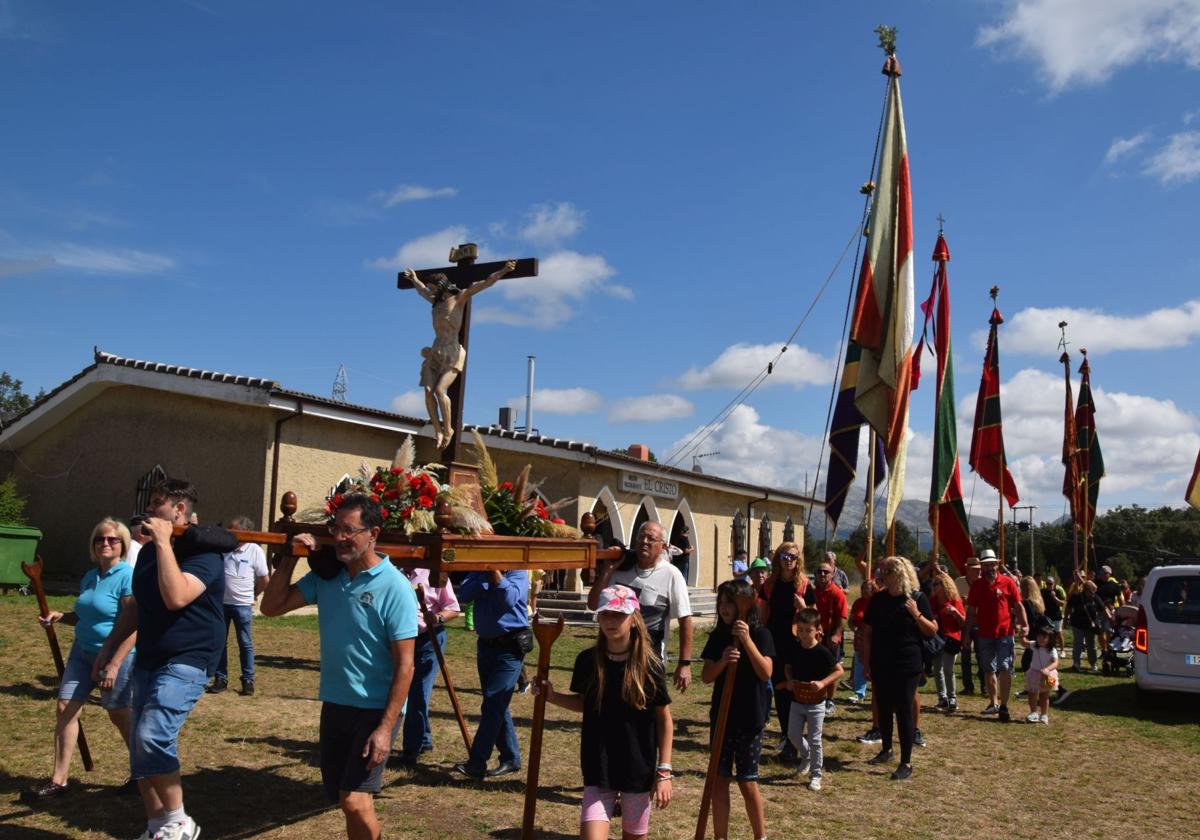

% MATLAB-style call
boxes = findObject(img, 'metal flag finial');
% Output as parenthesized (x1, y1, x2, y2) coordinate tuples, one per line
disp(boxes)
(937, 213, 945, 234)
(1058, 320, 1070, 363)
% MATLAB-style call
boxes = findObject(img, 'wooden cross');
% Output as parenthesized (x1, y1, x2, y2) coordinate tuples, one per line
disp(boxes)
(397, 244, 538, 465)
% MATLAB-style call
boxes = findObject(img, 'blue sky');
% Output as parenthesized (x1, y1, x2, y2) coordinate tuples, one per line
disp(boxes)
(3, 1, 1199, 525)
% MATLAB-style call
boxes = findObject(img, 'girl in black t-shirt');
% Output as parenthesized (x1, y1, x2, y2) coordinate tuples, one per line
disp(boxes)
(538, 584, 673, 840)
(700, 578, 774, 840)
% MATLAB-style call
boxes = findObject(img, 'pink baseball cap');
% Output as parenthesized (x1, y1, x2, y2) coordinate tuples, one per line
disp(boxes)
(596, 584, 640, 616)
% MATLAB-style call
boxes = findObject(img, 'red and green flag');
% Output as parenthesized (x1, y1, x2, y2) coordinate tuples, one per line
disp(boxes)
(1060, 352, 1080, 525)
(969, 299, 1020, 508)
(913, 233, 972, 573)
(849, 52, 914, 529)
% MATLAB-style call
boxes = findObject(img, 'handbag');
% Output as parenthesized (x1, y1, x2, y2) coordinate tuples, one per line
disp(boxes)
(921, 632, 945, 662)
(943, 636, 962, 656)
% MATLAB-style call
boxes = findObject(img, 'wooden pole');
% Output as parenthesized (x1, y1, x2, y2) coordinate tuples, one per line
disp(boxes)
(930, 504, 941, 570)
(21, 556, 94, 771)
(695, 593, 757, 840)
(521, 613, 565, 840)
(414, 584, 471, 754)
(997, 474, 1006, 567)
(865, 429, 877, 579)
(713, 523, 719, 592)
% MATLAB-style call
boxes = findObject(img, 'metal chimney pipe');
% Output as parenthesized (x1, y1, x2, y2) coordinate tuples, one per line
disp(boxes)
(525, 355, 536, 435)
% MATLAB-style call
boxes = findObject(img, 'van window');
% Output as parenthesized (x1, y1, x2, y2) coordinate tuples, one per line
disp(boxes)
(1150, 576, 1200, 625)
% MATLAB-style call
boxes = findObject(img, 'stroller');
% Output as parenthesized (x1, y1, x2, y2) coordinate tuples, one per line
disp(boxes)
(1101, 604, 1137, 676)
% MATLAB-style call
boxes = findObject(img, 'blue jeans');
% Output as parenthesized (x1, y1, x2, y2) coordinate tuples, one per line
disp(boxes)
(851, 652, 868, 699)
(401, 627, 445, 757)
(466, 638, 523, 772)
(216, 604, 255, 683)
(130, 662, 208, 778)
(59, 643, 136, 710)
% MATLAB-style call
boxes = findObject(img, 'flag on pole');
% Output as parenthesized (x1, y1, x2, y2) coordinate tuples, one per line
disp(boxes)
(914, 233, 973, 573)
(1060, 353, 1080, 524)
(1186, 447, 1200, 512)
(824, 340, 887, 530)
(1073, 352, 1104, 534)
(849, 53, 914, 529)
(969, 299, 1020, 508)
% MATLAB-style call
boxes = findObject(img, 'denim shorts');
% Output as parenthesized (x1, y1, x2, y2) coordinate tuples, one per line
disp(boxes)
(976, 635, 1015, 674)
(715, 728, 764, 782)
(129, 662, 209, 778)
(59, 643, 135, 710)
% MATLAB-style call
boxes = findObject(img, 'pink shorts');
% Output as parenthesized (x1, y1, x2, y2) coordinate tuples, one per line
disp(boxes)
(580, 785, 652, 835)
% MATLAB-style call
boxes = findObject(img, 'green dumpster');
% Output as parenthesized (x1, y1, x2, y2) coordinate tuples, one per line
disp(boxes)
(0, 524, 42, 587)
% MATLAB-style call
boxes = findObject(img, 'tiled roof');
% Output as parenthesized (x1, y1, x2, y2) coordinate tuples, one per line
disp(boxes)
(93, 350, 279, 389)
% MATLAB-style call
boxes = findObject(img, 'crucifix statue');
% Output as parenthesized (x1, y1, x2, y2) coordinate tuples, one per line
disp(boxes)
(398, 243, 538, 463)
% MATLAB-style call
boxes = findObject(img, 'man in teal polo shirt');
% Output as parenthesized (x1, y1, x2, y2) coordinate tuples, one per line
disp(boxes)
(261, 494, 417, 840)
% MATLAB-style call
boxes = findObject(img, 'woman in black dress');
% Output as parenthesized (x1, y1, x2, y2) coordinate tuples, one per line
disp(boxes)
(861, 556, 938, 780)
(760, 541, 810, 761)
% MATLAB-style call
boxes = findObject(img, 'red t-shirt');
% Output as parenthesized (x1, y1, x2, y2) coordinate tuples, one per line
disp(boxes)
(814, 583, 849, 635)
(932, 594, 965, 642)
(849, 595, 870, 631)
(968, 574, 1022, 639)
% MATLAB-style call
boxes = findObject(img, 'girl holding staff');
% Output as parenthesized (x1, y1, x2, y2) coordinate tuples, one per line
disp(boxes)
(536, 585, 673, 839)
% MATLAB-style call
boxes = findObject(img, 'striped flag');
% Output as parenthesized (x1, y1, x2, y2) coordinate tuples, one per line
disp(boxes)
(915, 233, 973, 573)
(1074, 353, 1104, 533)
(824, 340, 886, 530)
(969, 303, 1020, 508)
(849, 56, 914, 529)
(1187, 447, 1200, 512)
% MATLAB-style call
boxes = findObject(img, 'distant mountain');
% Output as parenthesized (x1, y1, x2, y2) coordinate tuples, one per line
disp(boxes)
(813, 496, 994, 550)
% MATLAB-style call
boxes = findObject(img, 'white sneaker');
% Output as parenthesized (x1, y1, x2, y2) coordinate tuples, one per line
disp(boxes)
(1025, 712, 1040, 723)
(808, 776, 822, 791)
(1039, 714, 1049, 725)
(154, 817, 200, 840)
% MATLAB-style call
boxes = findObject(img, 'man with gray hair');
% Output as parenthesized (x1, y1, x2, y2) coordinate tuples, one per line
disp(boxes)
(208, 515, 270, 696)
(588, 520, 695, 691)
(825, 552, 850, 592)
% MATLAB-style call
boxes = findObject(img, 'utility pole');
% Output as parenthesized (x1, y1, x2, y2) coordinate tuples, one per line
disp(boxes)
(1013, 504, 1038, 574)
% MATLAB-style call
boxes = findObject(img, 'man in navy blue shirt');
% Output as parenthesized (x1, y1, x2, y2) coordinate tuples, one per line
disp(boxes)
(98, 479, 234, 840)
(454, 569, 529, 780)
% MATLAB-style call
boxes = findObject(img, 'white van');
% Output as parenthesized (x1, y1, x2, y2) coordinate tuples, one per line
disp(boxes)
(1133, 564, 1200, 697)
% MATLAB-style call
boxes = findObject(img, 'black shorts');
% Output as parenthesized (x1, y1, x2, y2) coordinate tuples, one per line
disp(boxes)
(319, 702, 401, 803)
(715, 729, 763, 782)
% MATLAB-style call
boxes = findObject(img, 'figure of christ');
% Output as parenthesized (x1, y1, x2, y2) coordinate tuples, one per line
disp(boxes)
(403, 259, 516, 449)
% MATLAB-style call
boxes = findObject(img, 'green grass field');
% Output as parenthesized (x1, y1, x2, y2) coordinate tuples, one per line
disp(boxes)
(0, 593, 1196, 839)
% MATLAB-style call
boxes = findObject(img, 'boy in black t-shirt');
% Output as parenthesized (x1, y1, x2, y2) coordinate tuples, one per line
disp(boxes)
(701, 579, 775, 840)
(781, 607, 844, 791)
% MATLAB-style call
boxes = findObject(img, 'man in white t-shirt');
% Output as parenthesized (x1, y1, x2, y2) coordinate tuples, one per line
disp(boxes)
(125, 514, 152, 567)
(588, 520, 694, 691)
(207, 515, 270, 696)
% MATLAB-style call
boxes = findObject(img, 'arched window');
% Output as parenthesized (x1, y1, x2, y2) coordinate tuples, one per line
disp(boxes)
(134, 464, 167, 515)
(758, 513, 772, 558)
(731, 509, 745, 556)
(783, 515, 796, 544)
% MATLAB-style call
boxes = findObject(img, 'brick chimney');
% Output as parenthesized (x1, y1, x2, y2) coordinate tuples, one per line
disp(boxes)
(627, 443, 650, 461)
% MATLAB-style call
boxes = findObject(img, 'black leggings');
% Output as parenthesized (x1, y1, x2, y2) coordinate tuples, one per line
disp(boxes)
(873, 671, 921, 765)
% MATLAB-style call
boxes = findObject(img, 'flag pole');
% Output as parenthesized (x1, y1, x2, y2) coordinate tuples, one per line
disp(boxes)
(931, 505, 940, 569)
(866, 428, 877, 577)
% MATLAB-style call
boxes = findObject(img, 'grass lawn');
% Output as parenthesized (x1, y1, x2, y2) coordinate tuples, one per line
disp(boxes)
(0, 592, 1197, 839)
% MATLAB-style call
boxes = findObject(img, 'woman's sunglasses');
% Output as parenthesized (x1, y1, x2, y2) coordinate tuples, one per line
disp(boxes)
(93, 536, 122, 546)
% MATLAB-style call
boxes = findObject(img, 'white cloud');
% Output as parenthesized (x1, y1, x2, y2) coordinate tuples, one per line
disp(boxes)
(979, 0, 1200, 92)
(391, 389, 427, 417)
(366, 226, 471, 271)
(676, 342, 837, 391)
(505, 387, 603, 416)
(0, 256, 54, 278)
(955, 367, 1200, 516)
(667, 404, 822, 489)
(978, 299, 1200, 355)
(26, 244, 175, 275)
(1143, 131, 1200, 184)
(1104, 132, 1149, 165)
(518, 202, 585, 247)
(609, 394, 694, 423)
(373, 184, 458, 207)
(474, 250, 630, 329)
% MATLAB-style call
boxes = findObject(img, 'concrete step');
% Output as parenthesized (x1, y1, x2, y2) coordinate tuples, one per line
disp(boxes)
(536, 587, 719, 626)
